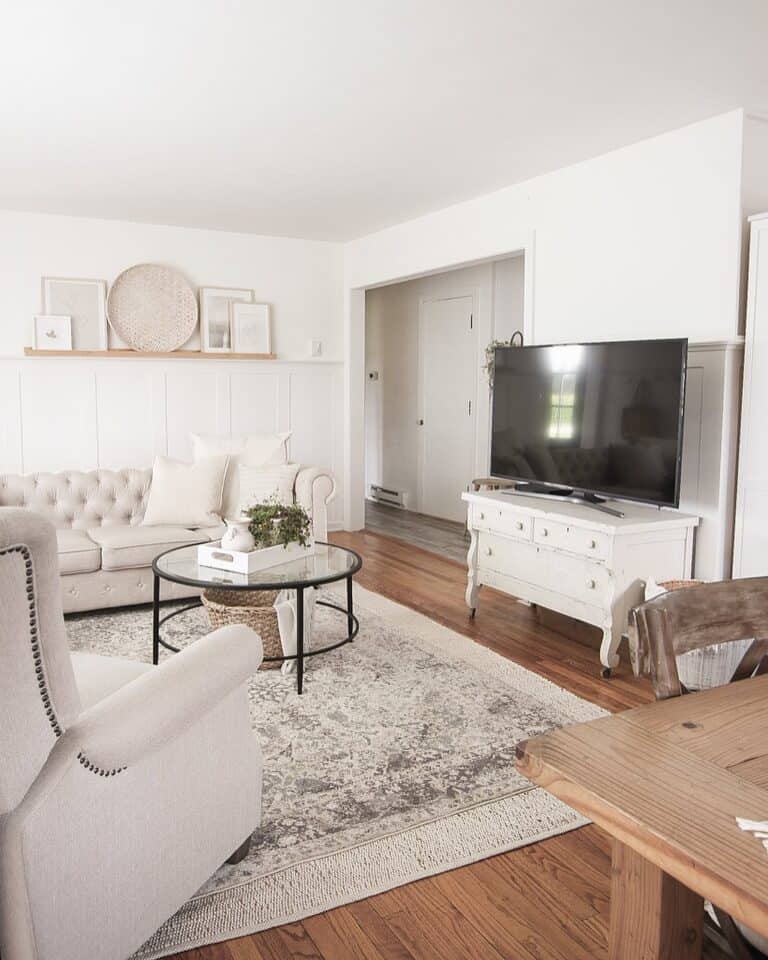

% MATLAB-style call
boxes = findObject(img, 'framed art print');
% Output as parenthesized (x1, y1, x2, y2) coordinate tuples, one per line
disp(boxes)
(199, 286, 253, 352)
(231, 302, 271, 354)
(41, 277, 107, 351)
(33, 314, 72, 350)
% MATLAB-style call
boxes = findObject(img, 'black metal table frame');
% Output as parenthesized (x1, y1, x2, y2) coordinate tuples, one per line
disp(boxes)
(151, 541, 362, 694)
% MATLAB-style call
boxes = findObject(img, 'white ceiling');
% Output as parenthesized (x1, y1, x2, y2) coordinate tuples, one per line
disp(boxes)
(1, 0, 766, 242)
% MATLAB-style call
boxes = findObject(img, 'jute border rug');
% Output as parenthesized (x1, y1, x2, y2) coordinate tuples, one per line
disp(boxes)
(68, 584, 605, 959)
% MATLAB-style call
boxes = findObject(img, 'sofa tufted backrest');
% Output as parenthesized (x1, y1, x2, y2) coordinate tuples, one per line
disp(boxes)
(0, 469, 152, 531)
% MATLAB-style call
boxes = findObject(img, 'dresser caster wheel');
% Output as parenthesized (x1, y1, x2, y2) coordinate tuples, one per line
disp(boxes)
(601, 666, 612, 679)
(469, 608, 477, 619)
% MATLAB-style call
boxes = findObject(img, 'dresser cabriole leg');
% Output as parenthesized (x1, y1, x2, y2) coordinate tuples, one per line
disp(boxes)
(466, 525, 480, 615)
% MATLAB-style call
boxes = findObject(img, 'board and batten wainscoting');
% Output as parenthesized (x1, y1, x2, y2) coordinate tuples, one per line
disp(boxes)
(0, 355, 344, 529)
(678, 339, 743, 581)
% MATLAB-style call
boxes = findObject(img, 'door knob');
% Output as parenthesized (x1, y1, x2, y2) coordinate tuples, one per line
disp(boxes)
(586, 578, 596, 589)
(418, 419, 424, 426)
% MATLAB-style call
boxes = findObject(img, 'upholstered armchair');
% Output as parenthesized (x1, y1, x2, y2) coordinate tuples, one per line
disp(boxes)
(0, 508, 263, 960)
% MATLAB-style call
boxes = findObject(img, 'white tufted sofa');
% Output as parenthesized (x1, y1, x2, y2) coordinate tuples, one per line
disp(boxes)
(0, 466, 335, 613)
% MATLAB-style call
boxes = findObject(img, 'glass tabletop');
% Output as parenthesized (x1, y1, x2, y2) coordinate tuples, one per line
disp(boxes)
(153, 540, 362, 590)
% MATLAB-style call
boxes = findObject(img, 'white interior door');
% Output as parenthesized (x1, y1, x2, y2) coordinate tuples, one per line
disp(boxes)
(418, 296, 476, 522)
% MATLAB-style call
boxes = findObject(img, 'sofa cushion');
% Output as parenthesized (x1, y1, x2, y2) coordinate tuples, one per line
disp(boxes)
(239, 463, 300, 512)
(197, 522, 227, 541)
(87, 525, 209, 571)
(142, 455, 229, 527)
(192, 432, 291, 518)
(71, 652, 153, 711)
(56, 529, 101, 575)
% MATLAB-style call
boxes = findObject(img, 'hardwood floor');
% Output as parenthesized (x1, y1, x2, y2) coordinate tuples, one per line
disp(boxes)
(170, 530, 720, 960)
(363, 500, 471, 564)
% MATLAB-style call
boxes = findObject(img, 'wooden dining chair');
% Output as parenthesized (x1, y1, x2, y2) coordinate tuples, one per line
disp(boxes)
(630, 576, 768, 959)
(630, 576, 768, 701)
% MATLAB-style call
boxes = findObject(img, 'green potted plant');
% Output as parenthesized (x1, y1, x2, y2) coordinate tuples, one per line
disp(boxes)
(243, 499, 313, 551)
(484, 330, 524, 388)
(198, 498, 314, 575)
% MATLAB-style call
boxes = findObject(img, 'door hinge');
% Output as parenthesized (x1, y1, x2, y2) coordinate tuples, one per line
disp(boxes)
(468, 400, 472, 416)
(470, 313, 473, 330)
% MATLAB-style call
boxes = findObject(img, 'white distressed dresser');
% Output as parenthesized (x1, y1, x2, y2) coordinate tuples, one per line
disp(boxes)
(463, 491, 699, 675)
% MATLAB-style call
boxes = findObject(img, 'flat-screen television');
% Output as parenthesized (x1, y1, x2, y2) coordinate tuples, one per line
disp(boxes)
(490, 338, 687, 508)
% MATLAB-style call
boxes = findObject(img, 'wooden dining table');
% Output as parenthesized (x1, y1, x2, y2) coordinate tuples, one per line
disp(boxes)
(515, 673, 768, 959)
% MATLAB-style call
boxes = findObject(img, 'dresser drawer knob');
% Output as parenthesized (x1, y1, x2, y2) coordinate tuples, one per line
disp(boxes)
(586, 578, 596, 589)
(486, 547, 493, 556)
(541, 528, 548, 537)
(588, 539, 597, 549)
(516, 521, 524, 530)
(480, 512, 485, 520)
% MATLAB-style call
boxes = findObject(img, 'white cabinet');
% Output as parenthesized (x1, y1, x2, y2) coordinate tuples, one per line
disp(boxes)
(734, 213, 768, 578)
(463, 491, 699, 674)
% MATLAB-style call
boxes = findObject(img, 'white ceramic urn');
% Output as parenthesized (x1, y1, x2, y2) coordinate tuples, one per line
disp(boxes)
(221, 518, 255, 553)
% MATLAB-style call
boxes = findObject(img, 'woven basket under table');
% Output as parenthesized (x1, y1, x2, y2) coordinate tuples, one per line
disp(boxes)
(201, 589, 282, 669)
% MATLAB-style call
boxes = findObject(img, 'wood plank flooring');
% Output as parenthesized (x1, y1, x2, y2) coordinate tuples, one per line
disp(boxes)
(363, 500, 471, 564)
(169, 530, 721, 960)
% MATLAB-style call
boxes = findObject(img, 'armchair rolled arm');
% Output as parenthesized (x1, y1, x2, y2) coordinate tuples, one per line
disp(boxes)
(294, 466, 336, 542)
(65, 625, 262, 773)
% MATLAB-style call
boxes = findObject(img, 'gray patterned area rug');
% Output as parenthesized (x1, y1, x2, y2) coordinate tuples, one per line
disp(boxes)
(66, 584, 605, 959)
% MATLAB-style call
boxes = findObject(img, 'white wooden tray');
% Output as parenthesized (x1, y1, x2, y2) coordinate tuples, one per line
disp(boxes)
(198, 540, 314, 574)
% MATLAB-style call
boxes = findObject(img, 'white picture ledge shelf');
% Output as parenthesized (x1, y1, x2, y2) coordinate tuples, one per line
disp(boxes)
(24, 347, 277, 361)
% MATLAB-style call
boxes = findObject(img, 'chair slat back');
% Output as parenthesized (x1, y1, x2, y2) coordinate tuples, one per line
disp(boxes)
(631, 577, 768, 700)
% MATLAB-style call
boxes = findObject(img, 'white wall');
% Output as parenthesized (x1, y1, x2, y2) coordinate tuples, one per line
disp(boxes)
(344, 110, 746, 527)
(364, 257, 524, 509)
(0, 355, 344, 527)
(738, 115, 768, 331)
(742, 116, 768, 218)
(0, 209, 343, 359)
(0, 209, 345, 524)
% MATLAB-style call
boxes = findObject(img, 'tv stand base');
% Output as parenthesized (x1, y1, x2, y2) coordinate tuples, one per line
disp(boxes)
(509, 483, 626, 518)
(463, 490, 698, 675)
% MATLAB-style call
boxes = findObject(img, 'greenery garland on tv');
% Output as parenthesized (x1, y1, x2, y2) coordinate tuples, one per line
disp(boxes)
(483, 329, 524, 387)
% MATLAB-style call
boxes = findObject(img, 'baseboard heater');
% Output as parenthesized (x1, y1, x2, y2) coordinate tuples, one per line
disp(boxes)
(368, 484, 406, 508)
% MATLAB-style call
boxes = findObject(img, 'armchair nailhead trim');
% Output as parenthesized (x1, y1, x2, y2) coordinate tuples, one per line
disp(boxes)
(76, 752, 126, 777)
(0, 545, 128, 778)
(0, 544, 62, 738)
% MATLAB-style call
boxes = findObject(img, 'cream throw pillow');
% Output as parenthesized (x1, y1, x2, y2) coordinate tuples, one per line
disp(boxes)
(191, 432, 291, 518)
(238, 463, 300, 513)
(142, 455, 229, 527)
(191, 432, 290, 465)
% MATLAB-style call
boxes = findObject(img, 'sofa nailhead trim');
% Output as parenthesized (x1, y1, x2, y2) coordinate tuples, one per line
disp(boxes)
(0, 544, 63, 738)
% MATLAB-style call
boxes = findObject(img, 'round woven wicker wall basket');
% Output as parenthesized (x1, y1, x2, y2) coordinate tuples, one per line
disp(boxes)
(201, 588, 282, 670)
(107, 263, 198, 352)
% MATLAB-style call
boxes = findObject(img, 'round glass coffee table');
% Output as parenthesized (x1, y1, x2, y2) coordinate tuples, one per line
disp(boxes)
(152, 541, 362, 694)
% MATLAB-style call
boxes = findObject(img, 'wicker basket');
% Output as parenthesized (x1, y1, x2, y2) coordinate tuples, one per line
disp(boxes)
(201, 589, 282, 669)
(107, 263, 198, 352)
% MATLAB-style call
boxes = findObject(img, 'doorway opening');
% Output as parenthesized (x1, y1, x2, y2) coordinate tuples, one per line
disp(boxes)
(363, 253, 525, 561)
